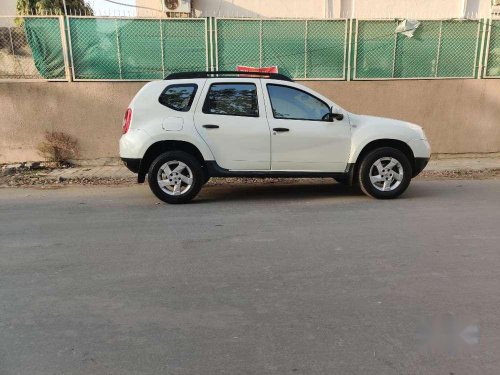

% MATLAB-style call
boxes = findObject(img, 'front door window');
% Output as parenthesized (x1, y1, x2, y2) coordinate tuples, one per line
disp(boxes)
(267, 84, 330, 121)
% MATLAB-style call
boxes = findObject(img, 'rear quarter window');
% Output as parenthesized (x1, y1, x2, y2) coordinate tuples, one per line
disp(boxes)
(159, 84, 198, 112)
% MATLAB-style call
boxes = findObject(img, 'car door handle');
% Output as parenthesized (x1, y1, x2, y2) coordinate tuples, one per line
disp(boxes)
(202, 124, 219, 129)
(273, 127, 289, 132)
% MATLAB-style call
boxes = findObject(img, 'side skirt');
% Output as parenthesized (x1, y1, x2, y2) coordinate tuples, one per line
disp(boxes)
(206, 161, 354, 180)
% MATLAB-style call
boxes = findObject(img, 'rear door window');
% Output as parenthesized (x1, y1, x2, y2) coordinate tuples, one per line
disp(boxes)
(202, 83, 259, 117)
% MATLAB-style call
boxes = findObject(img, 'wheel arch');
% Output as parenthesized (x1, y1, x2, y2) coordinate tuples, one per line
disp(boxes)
(349, 139, 417, 184)
(138, 140, 206, 183)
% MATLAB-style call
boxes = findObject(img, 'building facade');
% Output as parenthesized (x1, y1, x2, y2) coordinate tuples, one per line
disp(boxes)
(0, 0, 493, 19)
(137, 0, 493, 18)
(0, 0, 16, 15)
(0, 0, 16, 26)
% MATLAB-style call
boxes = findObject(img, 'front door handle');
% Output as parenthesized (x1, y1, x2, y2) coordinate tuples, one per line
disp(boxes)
(273, 127, 289, 132)
(203, 124, 219, 129)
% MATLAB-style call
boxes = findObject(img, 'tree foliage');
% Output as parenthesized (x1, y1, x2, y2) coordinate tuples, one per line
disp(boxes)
(17, 0, 93, 15)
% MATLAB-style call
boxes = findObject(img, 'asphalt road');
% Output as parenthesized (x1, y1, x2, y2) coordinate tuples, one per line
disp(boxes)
(1, 179, 499, 374)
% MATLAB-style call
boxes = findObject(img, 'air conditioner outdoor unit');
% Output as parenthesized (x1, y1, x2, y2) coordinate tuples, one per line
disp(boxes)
(163, 0, 191, 13)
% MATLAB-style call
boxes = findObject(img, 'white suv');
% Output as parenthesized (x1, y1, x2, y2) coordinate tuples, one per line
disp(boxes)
(119, 71, 430, 204)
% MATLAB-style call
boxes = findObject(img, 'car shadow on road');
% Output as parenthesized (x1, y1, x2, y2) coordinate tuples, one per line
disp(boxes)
(196, 181, 366, 203)
(193, 179, 458, 203)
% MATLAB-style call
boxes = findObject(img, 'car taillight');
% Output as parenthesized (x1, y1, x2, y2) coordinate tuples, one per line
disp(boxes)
(122, 108, 132, 134)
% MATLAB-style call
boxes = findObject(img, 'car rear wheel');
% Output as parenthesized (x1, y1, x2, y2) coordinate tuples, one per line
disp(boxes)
(358, 147, 412, 199)
(148, 151, 204, 204)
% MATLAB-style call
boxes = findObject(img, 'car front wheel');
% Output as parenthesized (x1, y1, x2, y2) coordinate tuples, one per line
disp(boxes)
(148, 151, 204, 204)
(358, 147, 412, 199)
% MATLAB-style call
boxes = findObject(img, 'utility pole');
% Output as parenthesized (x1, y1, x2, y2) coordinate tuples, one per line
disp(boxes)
(62, 0, 68, 16)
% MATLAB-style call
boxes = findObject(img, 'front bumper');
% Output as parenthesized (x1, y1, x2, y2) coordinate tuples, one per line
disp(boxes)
(121, 158, 141, 174)
(413, 157, 429, 177)
(408, 139, 431, 158)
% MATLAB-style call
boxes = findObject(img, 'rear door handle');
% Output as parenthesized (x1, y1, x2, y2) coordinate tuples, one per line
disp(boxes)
(203, 124, 219, 129)
(273, 127, 289, 132)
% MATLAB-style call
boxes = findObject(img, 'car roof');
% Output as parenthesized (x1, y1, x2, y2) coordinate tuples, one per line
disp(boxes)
(164, 71, 293, 82)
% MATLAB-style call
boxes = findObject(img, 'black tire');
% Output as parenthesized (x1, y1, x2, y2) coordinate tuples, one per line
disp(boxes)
(148, 151, 204, 204)
(358, 147, 412, 199)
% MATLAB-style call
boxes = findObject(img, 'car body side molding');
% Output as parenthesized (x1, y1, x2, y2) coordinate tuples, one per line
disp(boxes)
(206, 161, 351, 179)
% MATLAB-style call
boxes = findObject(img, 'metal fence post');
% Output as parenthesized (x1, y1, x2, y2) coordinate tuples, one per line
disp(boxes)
(259, 19, 263, 68)
(352, 19, 358, 80)
(474, 19, 483, 79)
(346, 18, 352, 81)
(391, 20, 398, 78)
(208, 17, 214, 71)
(212, 17, 218, 71)
(115, 18, 123, 79)
(8, 26, 15, 56)
(8, 26, 23, 77)
(159, 18, 165, 77)
(62, 0, 68, 17)
(8, 26, 16, 58)
(304, 20, 308, 79)
(434, 20, 443, 77)
(64, 16, 77, 80)
(481, 18, 492, 78)
(59, 16, 72, 81)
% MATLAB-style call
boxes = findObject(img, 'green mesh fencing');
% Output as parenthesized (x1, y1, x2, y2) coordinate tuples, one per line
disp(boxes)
(162, 19, 207, 73)
(216, 19, 346, 79)
(0, 16, 66, 80)
(355, 19, 480, 79)
(261, 20, 306, 78)
(394, 21, 440, 78)
(438, 20, 479, 78)
(216, 19, 261, 70)
(119, 19, 163, 79)
(355, 20, 396, 78)
(69, 18, 120, 79)
(485, 20, 500, 77)
(2, 16, 493, 81)
(68, 17, 207, 80)
(306, 20, 346, 79)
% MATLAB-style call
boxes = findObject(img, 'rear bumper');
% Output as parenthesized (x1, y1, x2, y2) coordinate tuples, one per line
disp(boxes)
(413, 157, 429, 177)
(121, 158, 141, 174)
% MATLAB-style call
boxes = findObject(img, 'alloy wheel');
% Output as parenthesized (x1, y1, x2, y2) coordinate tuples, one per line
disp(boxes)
(369, 157, 404, 192)
(157, 160, 194, 196)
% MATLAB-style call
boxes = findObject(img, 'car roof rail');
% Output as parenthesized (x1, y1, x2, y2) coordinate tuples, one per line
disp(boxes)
(164, 71, 294, 82)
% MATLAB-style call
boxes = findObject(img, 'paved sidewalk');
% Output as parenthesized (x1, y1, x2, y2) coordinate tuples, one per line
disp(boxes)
(42, 157, 500, 180)
(426, 157, 500, 171)
(44, 165, 135, 179)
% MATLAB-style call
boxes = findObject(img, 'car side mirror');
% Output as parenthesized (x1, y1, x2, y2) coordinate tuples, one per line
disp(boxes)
(328, 106, 344, 122)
